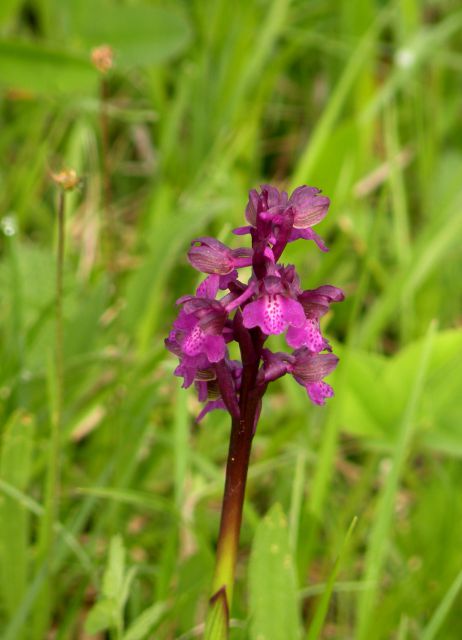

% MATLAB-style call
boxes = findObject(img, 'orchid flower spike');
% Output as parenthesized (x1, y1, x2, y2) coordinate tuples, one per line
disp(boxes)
(166, 184, 343, 421)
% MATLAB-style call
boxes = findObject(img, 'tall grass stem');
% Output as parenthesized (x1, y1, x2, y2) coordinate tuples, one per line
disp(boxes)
(100, 77, 115, 279)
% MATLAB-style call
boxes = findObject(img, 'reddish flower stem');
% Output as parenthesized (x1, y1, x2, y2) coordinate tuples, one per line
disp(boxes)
(205, 327, 263, 636)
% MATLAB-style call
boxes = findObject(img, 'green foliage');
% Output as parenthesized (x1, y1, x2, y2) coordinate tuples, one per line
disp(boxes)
(85, 535, 135, 636)
(62, 1, 191, 66)
(123, 602, 167, 640)
(0, 41, 98, 95)
(305, 517, 357, 640)
(1, 0, 462, 638)
(248, 504, 301, 640)
(334, 328, 462, 444)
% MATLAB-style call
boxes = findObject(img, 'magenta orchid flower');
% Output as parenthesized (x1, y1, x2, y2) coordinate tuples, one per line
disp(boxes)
(166, 184, 342, 414)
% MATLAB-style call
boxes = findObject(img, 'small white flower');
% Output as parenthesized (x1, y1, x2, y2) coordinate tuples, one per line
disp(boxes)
(1, 214, 17, 237)
(395, 48, 415, 69)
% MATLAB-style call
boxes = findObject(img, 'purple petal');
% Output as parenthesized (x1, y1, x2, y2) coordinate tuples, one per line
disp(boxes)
(281, 296, 306, 328)
(232, 225, 253, 235)
(196, 275, 220, 299)
(261, 184, 288, 212)
(174, 362, 197, 388)
(165, 330, 181, 356)
(181, 299, 227, 335)
(261, 350, 292, 382)
(196, 399, 226, 423)
(245, 189, 260, 226)
(172, 309, 197, 331)
(188, 237, 234, 275)
(224, 280, 257, 313)
(311, 285, 345, 302)
(289, 227, 329, 252)
(202, 334, 226, 362)
(297, 286, 344, 318)
(218, 270, 238, 290)
(306, 381, 334, 405)
(292, 351, 339, 383)
(277, 264, 302, 296)
(241, 297, 266, 330)
(286, 319, 325, 352)
(262, 275, 284, 295)
(231, 247, 253, 268)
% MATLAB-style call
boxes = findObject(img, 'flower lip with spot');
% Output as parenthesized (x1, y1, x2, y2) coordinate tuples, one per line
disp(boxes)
(182, 324, 226, 362)
(284, 284, 344, 351)
(307, 381, 335, 405)
(182, 298, 227, 331)
(242, 278, 306, 336)
(286, 318, 327, 352)
(188, 237, 253, 275)
(165, 299, 229, 384)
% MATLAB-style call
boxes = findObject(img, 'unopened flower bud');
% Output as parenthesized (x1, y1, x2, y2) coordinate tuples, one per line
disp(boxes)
(288, 186, 330, 229)
(188, 237, 252, 275)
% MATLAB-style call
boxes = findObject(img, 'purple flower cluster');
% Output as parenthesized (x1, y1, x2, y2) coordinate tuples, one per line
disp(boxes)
(166, 185, 343, 422)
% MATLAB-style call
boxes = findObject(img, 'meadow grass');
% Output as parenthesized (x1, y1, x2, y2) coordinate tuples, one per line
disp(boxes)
(1, 0, 462, 638)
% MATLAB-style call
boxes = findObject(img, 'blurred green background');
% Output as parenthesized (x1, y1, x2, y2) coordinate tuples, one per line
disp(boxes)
(1, 0, 462, 638)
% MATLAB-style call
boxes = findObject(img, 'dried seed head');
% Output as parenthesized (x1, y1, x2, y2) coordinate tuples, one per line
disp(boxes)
(50, 168, 80, 191)
(91, 45, 114, 74)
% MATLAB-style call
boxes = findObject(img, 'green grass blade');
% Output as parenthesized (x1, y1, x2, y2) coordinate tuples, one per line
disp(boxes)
(174, 381, 189, 510)
(291, 10, 390, 188)
(305, 517, 357, 640)
(122, 602, 167, 640)
(355, 320, 437, 639)
(0, 479, 94, 576)
(396, 615, 409, 640)
(357, 195, 462, 347)
(0, 411, 35, 625)
(289, 451, 306, 552)
(421, 569, 462, 640)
